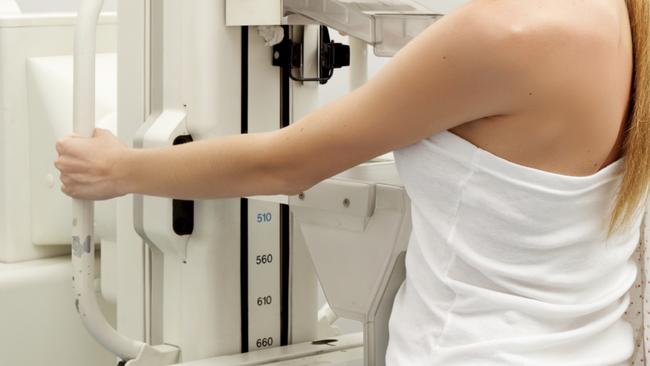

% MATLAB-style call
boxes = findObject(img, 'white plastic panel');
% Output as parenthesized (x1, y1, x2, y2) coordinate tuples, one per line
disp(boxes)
(0, 0, 19, 13)
(173, 333, 363, 366)
(226, 0, 468, 55)
(0, 256, 116, 366)
(141, 1, 243, 361)
(137, 109, 190, 260)
(246, 30, 283, 352)
(0, 13, 116, 262)
(226, 0, 282, 26)
(283, 0, 468, 56)
(295, 181, 409, 321)
(10, 0, 117, 13)
(115, 0, 148, 347)
(372, 13, 441, 56)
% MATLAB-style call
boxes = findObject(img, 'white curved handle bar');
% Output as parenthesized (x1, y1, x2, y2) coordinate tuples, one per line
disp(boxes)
(72, 0, 145, 361)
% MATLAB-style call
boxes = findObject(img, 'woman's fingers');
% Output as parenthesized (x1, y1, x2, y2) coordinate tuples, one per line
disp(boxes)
(54, 156, 87, 174)
(93, 128, 111, 137)
(60, 173, 72, 186)
(59, 173, 114, 200)
(55, 137, 71, 156)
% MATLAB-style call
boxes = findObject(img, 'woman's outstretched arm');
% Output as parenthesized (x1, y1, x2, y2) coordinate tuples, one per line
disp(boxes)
(55, 1, 538, 201)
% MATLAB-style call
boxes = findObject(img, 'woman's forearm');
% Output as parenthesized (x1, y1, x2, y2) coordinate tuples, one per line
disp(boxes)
(120, 131, 305, 200)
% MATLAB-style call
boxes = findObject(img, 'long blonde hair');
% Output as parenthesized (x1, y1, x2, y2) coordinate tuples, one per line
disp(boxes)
(609, 0, 650, 235)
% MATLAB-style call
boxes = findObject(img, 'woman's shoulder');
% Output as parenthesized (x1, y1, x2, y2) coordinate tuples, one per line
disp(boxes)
(435, 0, 627, 97)
(447, 0, 621, 50)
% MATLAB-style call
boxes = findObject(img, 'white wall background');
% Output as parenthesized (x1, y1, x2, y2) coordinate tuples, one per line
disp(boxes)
(1, 0, 115, 13)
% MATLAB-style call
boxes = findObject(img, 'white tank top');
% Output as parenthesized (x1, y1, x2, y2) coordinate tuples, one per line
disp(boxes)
(386, 130, 644, 365)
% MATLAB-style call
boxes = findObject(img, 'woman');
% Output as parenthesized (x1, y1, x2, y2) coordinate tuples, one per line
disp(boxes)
(55, 0, 649, 364)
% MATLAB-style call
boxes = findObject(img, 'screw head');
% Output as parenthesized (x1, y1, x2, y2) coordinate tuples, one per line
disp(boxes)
(298, 193, 305, 200)
(274, 51, 280, 60)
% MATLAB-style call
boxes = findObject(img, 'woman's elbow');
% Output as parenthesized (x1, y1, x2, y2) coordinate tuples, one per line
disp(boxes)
(276, 172, 317, 197)
(266, 159, 322, 196)
(258, 132, 324, 196)
(255, 161, 314, 196)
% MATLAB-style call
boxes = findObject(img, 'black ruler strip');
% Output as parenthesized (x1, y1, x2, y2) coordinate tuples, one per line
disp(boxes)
(240, 26, 250, 354)
(279, 25, 291, 347)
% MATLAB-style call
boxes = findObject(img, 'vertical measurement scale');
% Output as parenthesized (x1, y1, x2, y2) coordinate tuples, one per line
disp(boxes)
(248, 203, 282, 350)
(243, 26, 284, 352)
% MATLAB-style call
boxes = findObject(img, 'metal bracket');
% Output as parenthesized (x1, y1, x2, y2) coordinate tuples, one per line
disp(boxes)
(272, 25, 350, 85)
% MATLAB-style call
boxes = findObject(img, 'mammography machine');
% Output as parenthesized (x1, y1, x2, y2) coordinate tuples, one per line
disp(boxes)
(0, 1, 481, 365)
(68, 2, 472, 365)
(1, 0, 648, 365)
